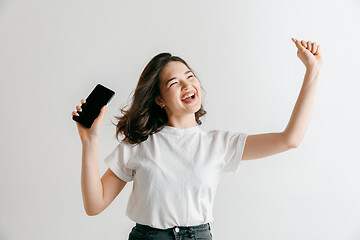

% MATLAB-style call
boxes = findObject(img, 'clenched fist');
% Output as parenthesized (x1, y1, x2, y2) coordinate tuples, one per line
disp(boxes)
(292, 38, 323, 70)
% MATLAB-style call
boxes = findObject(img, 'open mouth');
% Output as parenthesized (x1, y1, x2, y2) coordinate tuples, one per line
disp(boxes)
(181, 93, 196, 103)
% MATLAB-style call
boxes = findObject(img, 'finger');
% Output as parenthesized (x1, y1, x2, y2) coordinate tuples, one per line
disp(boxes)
(81, 99, 86, 104)
(301, 40, 307, 49)
(98, 105, 107, 118)
(315, 44, 321, 55)
(72, 111, 79, 116)
(93, 106, 107, 125)
(76, 105, 82, 112)
(312, 42, 318, 54)
(307, 41, 312, 52)
(293, 38, 306, 50)
(101, 105, 107, 114)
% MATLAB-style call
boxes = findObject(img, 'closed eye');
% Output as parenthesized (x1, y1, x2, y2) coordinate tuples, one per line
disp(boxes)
(169, 75, 194, 87)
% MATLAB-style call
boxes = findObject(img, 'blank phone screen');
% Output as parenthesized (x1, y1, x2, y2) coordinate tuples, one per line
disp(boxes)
(73, 84, 115, 128)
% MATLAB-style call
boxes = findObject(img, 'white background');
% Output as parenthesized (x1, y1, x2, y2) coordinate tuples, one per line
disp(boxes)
(1, 0, 359, 239)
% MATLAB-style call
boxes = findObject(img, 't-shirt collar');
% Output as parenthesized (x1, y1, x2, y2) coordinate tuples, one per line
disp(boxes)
(160, 124, 201, 135)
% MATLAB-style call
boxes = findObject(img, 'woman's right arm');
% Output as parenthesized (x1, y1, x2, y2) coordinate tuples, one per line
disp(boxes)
(81, 139, 104, 215)
(81, 139, 127, 216)
(73, 99, 127, 216)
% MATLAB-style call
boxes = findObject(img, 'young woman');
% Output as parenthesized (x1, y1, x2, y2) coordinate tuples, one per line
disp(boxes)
(72, 38, 323, 240)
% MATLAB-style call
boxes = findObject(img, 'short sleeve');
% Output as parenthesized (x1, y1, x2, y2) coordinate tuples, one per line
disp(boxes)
(222, 131, 249, 174)
(104, 142, 135, 182)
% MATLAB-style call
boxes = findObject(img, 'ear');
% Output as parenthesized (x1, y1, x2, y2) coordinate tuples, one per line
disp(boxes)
(155, 96, 163, 107)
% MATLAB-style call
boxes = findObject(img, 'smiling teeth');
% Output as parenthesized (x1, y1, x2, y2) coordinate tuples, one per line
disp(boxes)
(182, 93, 195, 100)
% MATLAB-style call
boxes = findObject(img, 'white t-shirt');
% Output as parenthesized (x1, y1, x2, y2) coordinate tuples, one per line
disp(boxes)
(104, 124, 248, 229)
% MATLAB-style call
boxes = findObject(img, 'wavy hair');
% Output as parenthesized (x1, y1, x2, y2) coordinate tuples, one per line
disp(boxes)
(111, 52, 207, 145)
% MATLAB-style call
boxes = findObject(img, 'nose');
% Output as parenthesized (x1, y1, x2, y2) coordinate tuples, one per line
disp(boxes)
(181, 79, 192, 90)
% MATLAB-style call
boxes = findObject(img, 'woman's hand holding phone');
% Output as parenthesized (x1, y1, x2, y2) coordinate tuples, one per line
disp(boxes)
(72, 99, 107, 143)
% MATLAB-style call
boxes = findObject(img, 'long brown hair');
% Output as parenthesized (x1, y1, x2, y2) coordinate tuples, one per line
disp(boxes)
(111, 52, 207, 145)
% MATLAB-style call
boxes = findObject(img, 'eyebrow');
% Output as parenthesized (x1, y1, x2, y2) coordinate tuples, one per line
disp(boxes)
(165, 70, 193, 86)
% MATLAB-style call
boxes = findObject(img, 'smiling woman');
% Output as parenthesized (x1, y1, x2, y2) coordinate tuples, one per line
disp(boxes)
(155, 61, 203, 125)
(111, 53, 207, 145)
(72, 38, 323, 240)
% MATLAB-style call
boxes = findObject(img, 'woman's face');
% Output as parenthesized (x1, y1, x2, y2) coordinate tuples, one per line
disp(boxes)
(156, 61, 202, 117)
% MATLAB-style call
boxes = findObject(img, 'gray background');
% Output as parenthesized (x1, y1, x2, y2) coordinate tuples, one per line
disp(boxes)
(1, 0, 359, 239)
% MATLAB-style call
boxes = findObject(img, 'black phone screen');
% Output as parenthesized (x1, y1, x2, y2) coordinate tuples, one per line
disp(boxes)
(72, 84, 115, 128)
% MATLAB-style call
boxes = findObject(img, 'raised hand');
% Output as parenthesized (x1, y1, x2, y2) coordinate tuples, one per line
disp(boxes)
(72, 99, 107, 143)
(291, 38, 323, 70)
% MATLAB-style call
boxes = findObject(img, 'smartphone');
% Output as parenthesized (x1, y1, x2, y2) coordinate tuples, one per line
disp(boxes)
(72, 84, 115, 128)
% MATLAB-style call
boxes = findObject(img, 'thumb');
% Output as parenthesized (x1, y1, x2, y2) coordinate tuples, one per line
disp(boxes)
(292, 38, 305, 51)
(100, 105, 107, 115)
(97, 105, 107, 119)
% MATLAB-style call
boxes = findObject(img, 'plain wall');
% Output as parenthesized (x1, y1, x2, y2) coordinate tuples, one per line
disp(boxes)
(0, 0, 359, 239)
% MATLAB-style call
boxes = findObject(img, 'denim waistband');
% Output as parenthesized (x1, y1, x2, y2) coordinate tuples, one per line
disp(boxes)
(135, 222, 211, 232)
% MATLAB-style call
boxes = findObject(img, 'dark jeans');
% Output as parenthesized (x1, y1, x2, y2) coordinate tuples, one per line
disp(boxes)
(128, 222, 212, 240)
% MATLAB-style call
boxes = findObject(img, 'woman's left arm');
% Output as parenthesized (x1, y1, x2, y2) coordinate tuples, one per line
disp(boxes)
(283, 38, 324, 147)
(241, 38, 323, 161)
